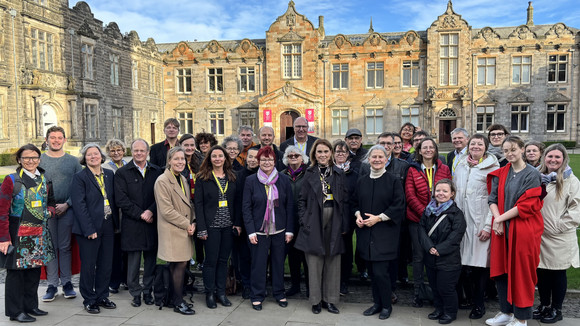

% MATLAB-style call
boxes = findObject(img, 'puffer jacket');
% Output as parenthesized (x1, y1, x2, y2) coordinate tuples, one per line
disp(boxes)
(405, 159, 451, 223)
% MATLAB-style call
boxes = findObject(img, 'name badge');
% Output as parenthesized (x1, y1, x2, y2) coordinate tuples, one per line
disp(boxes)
(104, 199, 110, 206)
(31, 200, 42, 208)
(326, 194, 334, 201)
(219, 200, 228, 207)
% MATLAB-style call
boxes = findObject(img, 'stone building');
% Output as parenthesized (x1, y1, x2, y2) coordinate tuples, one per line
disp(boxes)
(0, 0, 163, 153)
(160, 1, 579, 146)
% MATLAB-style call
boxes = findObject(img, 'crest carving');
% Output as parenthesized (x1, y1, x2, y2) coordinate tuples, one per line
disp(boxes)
(369, 34, 380, 46)
(209, 41, 219, 53)
(335, 36, 344, 49)
(476, 27, 500, 41)
(178, 43, 187, 55)
(545, 23, 573, 37)
(509, 26, 536, 40)
(441, 15, 457, 29)
(406, 33, 416, 45)
(286, 13, 295, 27)
(241, 40, 250, 53)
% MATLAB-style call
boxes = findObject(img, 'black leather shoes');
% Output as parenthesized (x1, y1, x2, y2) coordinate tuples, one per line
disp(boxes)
(242, 287, 251, 299)
(412, 295, 423, 308)
(108, 287, 119, 294)
(27, 308, 48, 316)
(252, 302, 262, 311)
(285, 287, 300, 297)
(533, 304, 550, 319)
(131, 296, 141, 307)
(85, 304, 100, 314)
(541, 308, 563, 324)
(174, 302, 195, 315)
(217, 295, 232, 307)
(277, 299, 288, 308)
(312, 303, 321, 314)
(10, 312, 36, 323)
(206, 293, 217, 309)
(428, 310, 444, 320)
(363, 304, 381, 316)
(438, 314, 456, 324)
(379, 307, 392, 320)
(143, 294, 154, 305)
(323, 302, 339, 314)
(469, 306, 485, 319)
(98, 298, 117, 309)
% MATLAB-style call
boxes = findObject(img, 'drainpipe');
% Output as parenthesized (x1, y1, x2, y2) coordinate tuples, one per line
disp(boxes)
(322, 59, 328, 139)
(9, 8, 21, 147)
(569, 48, 575, 142)
(471, 53, 477, 135)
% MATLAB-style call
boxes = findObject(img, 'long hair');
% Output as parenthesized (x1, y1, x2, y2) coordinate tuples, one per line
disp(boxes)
(179, 133, 200, 172)
(414, 137, 439, 164)
(538, 143, 570, 200)
(196, 145, 236, 182)
(309, 139, 334, 167)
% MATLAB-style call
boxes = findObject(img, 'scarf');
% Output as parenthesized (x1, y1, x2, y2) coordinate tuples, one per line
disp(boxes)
(466, 154, 483, 167)
(488, 145, 505, 161)
(540, 165, 573, 185)
(370, 166, 386, 179)
(257, 168, 279, 234)
(336, 160, 351, 172)
(287, 164, 305, 180)
(425, 198, 454, 217)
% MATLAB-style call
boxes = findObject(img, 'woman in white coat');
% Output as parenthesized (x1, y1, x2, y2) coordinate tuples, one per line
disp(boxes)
(453, 134, 499, 320)
(533, 144, 580, 324)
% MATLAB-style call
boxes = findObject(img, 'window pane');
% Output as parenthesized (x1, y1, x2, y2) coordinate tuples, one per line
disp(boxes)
(332, 72, 339, 89)
(547, 113, 555, 131)
(376, 70, 384, 88)
(367, 71, 375, 88)
(342, 71, 348, 88)
(557, 113, 565, 131)
(403, 70, 410, 86)
(522, 65, 530, 83)
(511, 115, 518, 131)
(513, 66, 521, 83)
(478, 67, 485, 85)
(487, 66, 495, 85)
(520, 114, 528, 131)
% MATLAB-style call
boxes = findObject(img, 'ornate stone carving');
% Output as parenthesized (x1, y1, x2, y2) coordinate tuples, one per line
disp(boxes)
(545, 91, 571, 102)
(441, 15, 457, 29)
(67, 75, 76, 91)
(241, 40, 250, 53)
(427, 87, 436, 99)
(178, 43, 187, 55)
(509, 92, 533, 103)
(286, 13, 296, 27)
(283, 81, 293, 97)
(475, 27, 500, 41)
(335, 36, 344, 49)
(209, 41, 219, 53)
(545, 23, 574, 37)
(277, 30, 304, 42)
(439, 108, 457, 118)
(77, 21, 98, 40)
(406, 33, 416, 45)
(509, 26, 536, 40)
(368, 34, 381, 46)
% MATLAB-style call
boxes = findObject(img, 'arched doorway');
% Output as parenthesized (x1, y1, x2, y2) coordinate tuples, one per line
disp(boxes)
(438, 108, 457, 143)
(42, 104, 58, 137)
(280, 110, 299, 144)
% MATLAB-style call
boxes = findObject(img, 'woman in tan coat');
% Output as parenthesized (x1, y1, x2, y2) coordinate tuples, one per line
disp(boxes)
(154, 147, 196, 315)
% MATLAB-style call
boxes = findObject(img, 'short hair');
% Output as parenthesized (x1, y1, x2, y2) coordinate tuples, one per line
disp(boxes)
(332, 139, 348, 152)
(399, 122, 416, 135)
(258, 126, 275, 136)
(166, 146, 185, 169)
(45, 126, 66, 139)
(309, 139, 334, 167)
(467, 133, 490, 153)
(131, 138, 150, 152)
(451, 128, 469, 138)
(163, 118, 180, 129)
(412, 130, 429, 141)
(79, 143, 106, 166)
(256, 146, 275, 162)
(502, 135, 525, 149)
(364, 144, 389, 163)
(487, 124, 510, 137)
(414, 137, 439, 164)
(222, 136, 243, 152)
(282, 145, 309, 166)
(378, 132, 395, 140)
(179, 133, 195, 146)
(238, 125, 254, 134)
(293, 117, 308, 127)
(105, 139, 126, 154)
(434, 178, 456, 200)
(15, 144, 41, 167)
(194, 132, 218, 151)
(525, 140, 546, 155)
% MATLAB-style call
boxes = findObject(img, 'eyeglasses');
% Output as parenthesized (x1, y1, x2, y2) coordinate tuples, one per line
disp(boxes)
(287, 154, 301, 159)
(393, 142, 402, 146)
(260, 159, 275, 163)
(21, 157, 40, 162)
(379, 142, 393, 147)
(489, 132, 505, 138)
(226, 147, 239, 152)
(294, 125, 308, 129)
(335, 150, 347, 154)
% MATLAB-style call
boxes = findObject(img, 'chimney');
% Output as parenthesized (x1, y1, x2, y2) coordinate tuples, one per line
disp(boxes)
(318, 16, 325, 38)
(526, 2, 534, 26)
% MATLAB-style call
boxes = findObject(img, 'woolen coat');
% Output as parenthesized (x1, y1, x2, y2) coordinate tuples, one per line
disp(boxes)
(538, 174, 580, 270)
(354, 172, 406, 261)
(453, 153, 499, 267)
(194, 172, 240, 233)
(71, 168, 119, 237)
(405, 159, 451, 223)
(279, 135, 318, 157)
(294, 166, 349, 256)
(154, 169, 194, 262)
(114, 161, 162, 252)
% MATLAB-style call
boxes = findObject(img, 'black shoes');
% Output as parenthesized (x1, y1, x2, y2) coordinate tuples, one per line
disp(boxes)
(340, 283, 348, 296)
(242, 287, 251, 299)
(360, 271, 369, 281)
(391, 292, 398, 304)
(312, 303, 322, 314)
(379, 307, 392, 320)
(98, 298, 117, 309)
(438, 314, 456, 324)
(277, 299, 288, 308)
(85, 303, 100, 314)
(10, 312, 36, 323)
(322, 301, 339, 314)
(412, 295, 423, 308)
(428, 310, 444, 320)
(252, 302, 262, 311)
(533, 304, 550, 319)
(174, 302, 195, 315)
(206, 293, 217, 309)
(363, 304, 381, 316)
(108, 287, 119, 294)
(541, 308, 563, 324)
(131, 296, 141, 307)
(285, 286, 300, 297)
(27, 308, 48, 316)
(469, 306, 485, 319)
(143, 293, 154, 305)
(217, 295, 232, 307)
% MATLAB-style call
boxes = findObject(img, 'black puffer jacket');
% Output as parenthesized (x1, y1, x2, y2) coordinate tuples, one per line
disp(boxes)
(418, 202, 466, 272)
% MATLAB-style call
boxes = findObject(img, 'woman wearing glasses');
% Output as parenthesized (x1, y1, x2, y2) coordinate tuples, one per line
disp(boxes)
(487, 125, 510, 167)
(222, 136, 244, 171)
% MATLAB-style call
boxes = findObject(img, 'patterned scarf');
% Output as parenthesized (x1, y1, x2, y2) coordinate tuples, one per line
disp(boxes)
(425, 198, 454, 216)
(466, 154, 482, 167)
(540, 165, 573, 185)
(257, 168, 279, 234)
(336, 160, 351, 172)
(287, 164, 305, 180)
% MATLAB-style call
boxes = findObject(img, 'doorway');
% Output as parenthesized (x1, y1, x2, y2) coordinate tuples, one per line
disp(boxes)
(42, 104, 57, 137)
(280, 111, 299, 143)
(438, 119, 456, 143)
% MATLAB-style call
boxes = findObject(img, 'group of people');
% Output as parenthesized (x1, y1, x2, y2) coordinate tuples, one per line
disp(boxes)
(1, 118, 578, 326)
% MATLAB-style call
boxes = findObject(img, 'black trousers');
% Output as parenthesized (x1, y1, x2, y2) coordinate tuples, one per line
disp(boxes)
(340, 229, 353, 286)
(203, 227, 233, 296)
(127, 249, 157, 297)
(287, 236, 308, 290)
(109, 232, 127, 289)
(398, 219, 412, 281)
(250, 232, 286, 302)
(537, 268, 567, 310)
(425, 267, 461, 317)
(495, 273, 532, 320)
(194, 231, 205, 265)
(5, 268, 41, 317)
(463, 266, 489, 309)
(76, 219, 115, 306)
(368, 260, 394, 310)
(232, 229, 252, 289)
(409, 222, 426, 294)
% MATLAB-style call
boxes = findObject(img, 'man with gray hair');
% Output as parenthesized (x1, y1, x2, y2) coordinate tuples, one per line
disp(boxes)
(279, 117, 318, 157)
(236, 125, 256, 167)
(446, 127, 469, 174)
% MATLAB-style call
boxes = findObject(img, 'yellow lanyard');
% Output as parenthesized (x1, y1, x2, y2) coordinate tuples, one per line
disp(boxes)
(176, 175, 186, 196)
(452, 156, 459, 175)
(94, 173, 107, 198)
(212, 171, 229, 196)
(297, 142, 306, 153)
(425, 167, 434, 191)
(19, 169, 44, 194)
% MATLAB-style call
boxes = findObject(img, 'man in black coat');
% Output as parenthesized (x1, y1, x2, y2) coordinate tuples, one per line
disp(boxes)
(149, 118, 180, 168)
(279, 117, 318, 157)
(345, 129, 368, 173)
(446, 128, 469, 174)
(251, 126, 286, 171)
(114, 139, 163, 307)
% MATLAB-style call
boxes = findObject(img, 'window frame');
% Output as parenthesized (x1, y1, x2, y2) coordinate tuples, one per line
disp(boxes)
(81, 42, 94, 80)
(546, 103, 567, 132)
(84, 103, 98, 139)
(282, 43, 302, 79)
(208, 110, 225, 136)
(331, 63, 349, 90)
(31, 28, 54, 72)
(133, 110, 141, 139)
(402, 60, 419, 87)
(511, 55, 532, 85)
(0, 94, 5, 139)
(176, 68, 192, 94)
(477, 57, 496, 86)
(149, 64, 156, 92)
(208, 67, 224, 93)
(365, 107, 383, 135)
(239, 66, 256, 93)
(331, 108, 349, 136)
(366, 61, 384, 89)
(510, 104, 530, 133)
(131, 60, 139, 89)
(178, 111, 195, 134)
(476, 106, 495, 133)
(401, 106, 420, 127)
(239, 109, 258, 132)
(439, 33, 459, 86)
(112, 107, 123, 139)
(548, 54, 568, 83)
(109, 53, 119, 86)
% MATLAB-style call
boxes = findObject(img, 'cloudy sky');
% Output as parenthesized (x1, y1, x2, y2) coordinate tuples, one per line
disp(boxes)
(81, 0, 580, 44)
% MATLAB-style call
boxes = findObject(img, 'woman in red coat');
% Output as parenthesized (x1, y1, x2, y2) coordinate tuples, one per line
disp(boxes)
(404, 137, 451, 307)
(486, 136, 543, 326)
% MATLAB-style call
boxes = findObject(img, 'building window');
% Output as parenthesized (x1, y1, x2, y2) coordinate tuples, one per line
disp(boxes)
(149, 65, 155, 92)
(332, 64, 349, 90)
(85, 103, 98, 139)
(209, 110, 225, 135)
(239, 67, 255, 92)
(511, 105, 529, 132)
(477, 57, 495, 85)
(0, 96, 4, 138)
(31, 28, 54, 71)
(112, 107, 123, 139)
(133, 110, 141, 139)
(131, 61, 139, 89)
(178, 111, 194, 134)
(331, 109, 349, 135)
(366, 108, 383, 135)
(176, 68, 192, 94)
(402, 60, 419, 87)
(476, 106, 495, 132)
(208, 68, 223, 93)
(239, 109, 258, 131)
(283, 43, 302, 79)
(401, 106, 420, 126)
(440, 33, 458, 86)
(109, 54, 119, 86)
(548, 55, 567, 83)
(512, 56, 531, 84)
(547, 104, 566, 132)
(81, 43, 93, 79)
(367, 62, 384, 88)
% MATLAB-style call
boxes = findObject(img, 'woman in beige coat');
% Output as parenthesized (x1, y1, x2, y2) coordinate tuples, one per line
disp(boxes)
(154, 147, 196, 315)
(534, 144, 580, 323)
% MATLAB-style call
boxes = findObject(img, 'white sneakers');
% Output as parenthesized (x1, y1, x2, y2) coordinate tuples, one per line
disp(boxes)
(506, 320, 527, 326)
(485, 312, 515, 326)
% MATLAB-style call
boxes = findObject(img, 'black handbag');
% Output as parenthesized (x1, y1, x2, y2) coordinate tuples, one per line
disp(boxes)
(0, 244, 15, 269)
